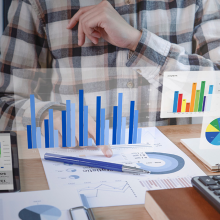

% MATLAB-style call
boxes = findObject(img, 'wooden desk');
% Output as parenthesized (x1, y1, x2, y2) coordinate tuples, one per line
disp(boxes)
(18, 124, 217, 220)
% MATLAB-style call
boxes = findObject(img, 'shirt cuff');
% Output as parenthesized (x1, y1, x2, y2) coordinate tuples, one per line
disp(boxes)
(126, 28, 171, 81)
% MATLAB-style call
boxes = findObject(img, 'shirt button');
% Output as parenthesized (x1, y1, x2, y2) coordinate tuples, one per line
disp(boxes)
(127, 81, 134, 88)
(125, 0, 131, 5)
(136, 69, 141, 74)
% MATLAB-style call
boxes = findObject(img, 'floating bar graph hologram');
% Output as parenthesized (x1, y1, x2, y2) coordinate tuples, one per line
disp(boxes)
(27, 92, 143, 149)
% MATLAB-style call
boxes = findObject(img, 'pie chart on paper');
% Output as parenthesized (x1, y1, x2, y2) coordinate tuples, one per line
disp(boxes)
(205, 118, 220, 146)
(18, 205, 62, 220)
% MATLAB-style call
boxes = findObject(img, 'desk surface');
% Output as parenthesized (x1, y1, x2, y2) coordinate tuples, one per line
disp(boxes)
(19, 124, 217, 220)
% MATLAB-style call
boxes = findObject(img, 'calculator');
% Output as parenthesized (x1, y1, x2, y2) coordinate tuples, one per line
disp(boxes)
(191, 176, 220, 212)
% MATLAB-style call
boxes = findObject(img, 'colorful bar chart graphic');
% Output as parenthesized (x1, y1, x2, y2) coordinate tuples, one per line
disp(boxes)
(172, 82, 213, 113)
(161, 71, 220, 118)
(27, 91, 142, 149)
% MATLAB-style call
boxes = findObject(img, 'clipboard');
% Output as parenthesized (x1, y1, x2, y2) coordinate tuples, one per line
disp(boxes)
(69, 206, 95, 220)
(69, 194, 96, 220)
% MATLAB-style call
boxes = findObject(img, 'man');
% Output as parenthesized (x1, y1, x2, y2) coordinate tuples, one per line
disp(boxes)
(0, 0, 220, 157)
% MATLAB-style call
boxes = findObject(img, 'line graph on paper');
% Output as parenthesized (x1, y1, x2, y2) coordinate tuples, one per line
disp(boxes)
(77, 181, 137, 199)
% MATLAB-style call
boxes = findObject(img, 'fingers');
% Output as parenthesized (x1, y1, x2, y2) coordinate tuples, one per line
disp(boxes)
(50, 110, 112, 158)
(74, 112, 80, 146)
(78, 20, 86, 46)
(66, 5, 95, 29)
(79, 8, 105, 45)
(99, 145, 113, 158)
(78, 10, 102, 45)
(91, 30, 101, 38)
(67, 4, 105, 46)
(88, 114, 96, 142)
(58, 132, 62, 147)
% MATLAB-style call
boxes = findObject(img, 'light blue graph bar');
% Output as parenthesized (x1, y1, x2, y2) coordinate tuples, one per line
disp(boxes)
(121, 117, 126, 145)
(30, 95, 37, 149)
(137, 128, 142, 144)
(66, 100, 71, 147)
(206, 85, 214, 112)
(71, 103, 75, 147)
(117, 93, 123, 144)
(133, 110, 139, 144)
(49, 109, 54, 148)
(105, 120, 109, 145)
(83, 106, 88, 146)
(36, 127, 41, 148)
(101, 108, 105, 145)
(54, 130, 59, 148)
(88, 138, 93, 146)
(205, 94, 212, 111)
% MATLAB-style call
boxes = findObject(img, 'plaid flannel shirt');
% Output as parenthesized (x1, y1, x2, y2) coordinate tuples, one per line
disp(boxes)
(0, 0, 220, 131)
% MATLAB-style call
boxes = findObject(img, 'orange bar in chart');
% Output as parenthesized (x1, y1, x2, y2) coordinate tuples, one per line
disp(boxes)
(190, 83, 197, 112)
(181, 99, 187, 112)
(185, 103, 190, 112)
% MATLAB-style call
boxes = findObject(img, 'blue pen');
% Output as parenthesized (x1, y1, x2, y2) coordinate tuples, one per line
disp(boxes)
(44, 153, 150, 174)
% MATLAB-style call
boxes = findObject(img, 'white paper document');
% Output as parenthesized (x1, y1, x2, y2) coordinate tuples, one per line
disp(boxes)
(39, 127, 205, 208)
(0, 188, 88, 220)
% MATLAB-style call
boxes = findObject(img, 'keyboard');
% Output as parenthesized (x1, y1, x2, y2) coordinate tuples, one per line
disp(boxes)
(191, 176, 220, 212)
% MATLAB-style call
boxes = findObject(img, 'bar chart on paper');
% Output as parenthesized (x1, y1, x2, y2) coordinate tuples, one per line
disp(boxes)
(161, 71, 220, 118)
(27, 91, 143, 149)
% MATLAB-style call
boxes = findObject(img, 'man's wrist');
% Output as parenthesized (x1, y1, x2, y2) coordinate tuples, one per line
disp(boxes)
(127, 29, 142, 51)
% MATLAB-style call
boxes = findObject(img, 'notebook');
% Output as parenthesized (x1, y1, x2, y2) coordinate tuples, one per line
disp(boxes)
(0, 188, 94, 220)
(181, 138, 220, 172)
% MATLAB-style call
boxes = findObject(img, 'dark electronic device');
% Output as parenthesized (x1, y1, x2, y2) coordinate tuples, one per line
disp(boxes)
(0, 131, 20, 193)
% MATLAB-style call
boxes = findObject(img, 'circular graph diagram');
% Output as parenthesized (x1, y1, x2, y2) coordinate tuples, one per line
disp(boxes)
(205, 118, 220, 145)
(66, 168, 77, 172)
(69, 175, 80, 179)
(19, 205, 61, 220)
(137, 152, 185, 174)
(64, 163, 73, 166)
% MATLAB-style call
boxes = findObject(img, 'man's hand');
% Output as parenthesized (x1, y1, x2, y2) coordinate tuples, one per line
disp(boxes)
(41, 110, 113, 158)
(66, 1, 141, 51)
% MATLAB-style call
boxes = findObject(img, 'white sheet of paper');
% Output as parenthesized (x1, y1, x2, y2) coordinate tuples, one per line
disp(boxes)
(0, 188, 88, 220)
(39, 127, 205, 208)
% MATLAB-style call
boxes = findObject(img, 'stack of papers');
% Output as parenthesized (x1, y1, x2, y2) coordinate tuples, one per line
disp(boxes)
(39, 127, 205, 208)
